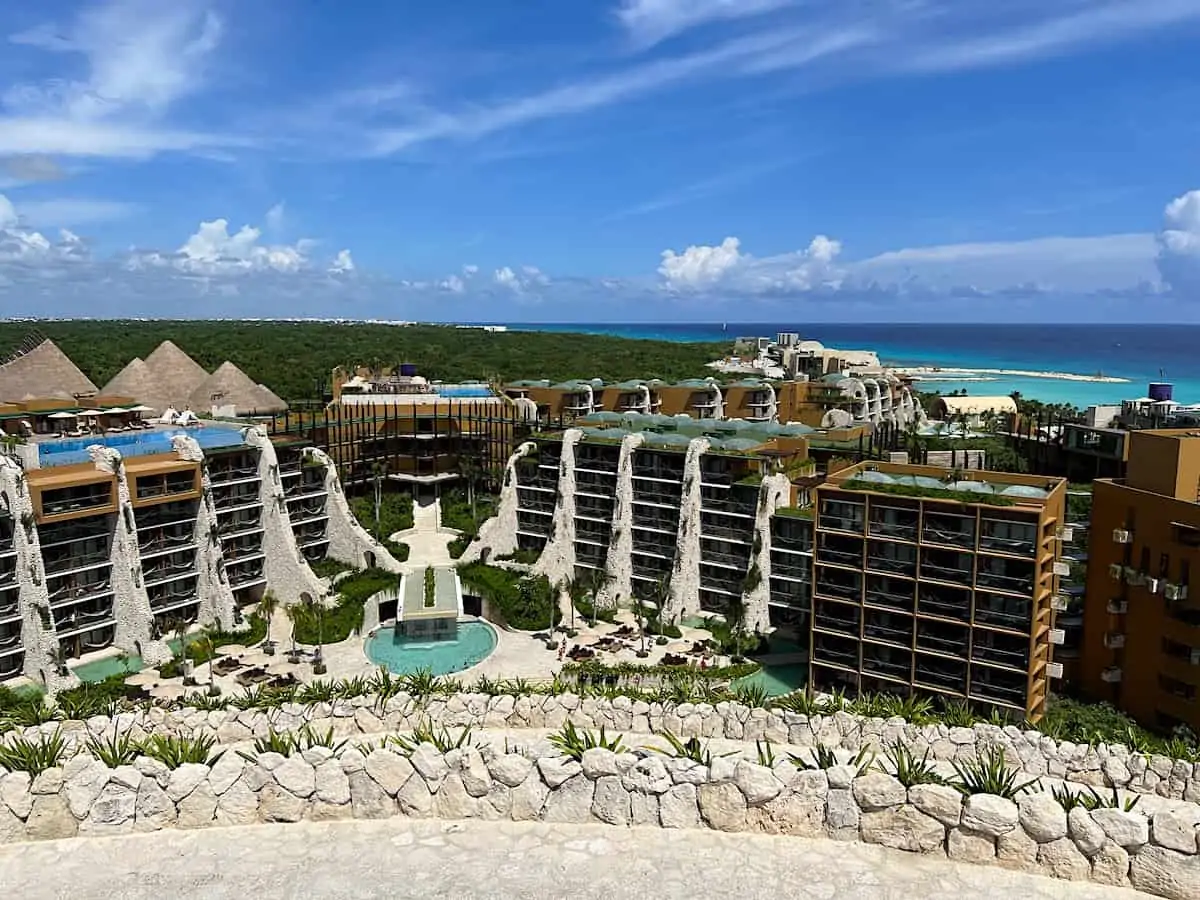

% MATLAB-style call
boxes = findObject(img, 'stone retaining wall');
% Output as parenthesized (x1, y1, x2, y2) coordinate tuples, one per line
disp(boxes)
(11, 694, 1198, 803)
(1, 732, 1197, 898)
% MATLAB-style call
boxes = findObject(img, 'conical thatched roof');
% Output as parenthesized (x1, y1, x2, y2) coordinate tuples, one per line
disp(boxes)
(143, 340, 209, 410)
(189, 361, 288, 415)
(0, 339, 97, 402)
(101, 358, 168, 414)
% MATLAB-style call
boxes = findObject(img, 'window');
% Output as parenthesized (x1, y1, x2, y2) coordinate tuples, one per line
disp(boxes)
(1139, 547, 1150, 572)
(1182, 559, 1191, 588)
(1161, 638, 1195, 662)
(1157, 674, 1196, 700)
(1160, 553, 1171, 579)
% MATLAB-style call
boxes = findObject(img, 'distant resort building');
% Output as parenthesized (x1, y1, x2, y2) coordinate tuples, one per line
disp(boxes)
(267, 364, 536, 499)
(931, 395, 1018, 427)
(0, 335, 396, 690)
(464, 410, 1068, 721)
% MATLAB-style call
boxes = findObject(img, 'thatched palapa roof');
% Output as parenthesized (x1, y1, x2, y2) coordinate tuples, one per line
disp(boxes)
(101, 358, 170, 415)
(0, 339, 98, 402)
(189, 361, 288, 415)
(142, 340, 209, 410)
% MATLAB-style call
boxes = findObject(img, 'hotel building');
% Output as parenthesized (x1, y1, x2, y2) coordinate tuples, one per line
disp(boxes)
(1081, 429, 1200, 734)
(504, 374, 924, 432)
(808, 462, 1069, 722)
(269, 364, 542, 498)
(0, 340, 398, 689)
(466, 421, 1069, 721)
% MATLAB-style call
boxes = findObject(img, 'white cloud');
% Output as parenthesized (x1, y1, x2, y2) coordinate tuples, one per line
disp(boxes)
(493, 266, 518, 288)
(2, 1, 232, 159)
(369, 26, 868, 155)
(329, 249, 355, 274)
(1157, 189, 1200, 294)
(0, 193, 91, 264)
(265, 202, 286, 232)
(0, 194, 15, 229)
(440, 274, 465, 293)
(658, 234, 842, 293)
(462, 264, 479, 276)
(493, 265, 550, 292)
(616, 0, 795, 47)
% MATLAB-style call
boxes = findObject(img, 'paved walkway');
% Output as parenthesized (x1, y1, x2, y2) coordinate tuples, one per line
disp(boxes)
(391, 498, 456, 567)
(0, 819, 1143, 900)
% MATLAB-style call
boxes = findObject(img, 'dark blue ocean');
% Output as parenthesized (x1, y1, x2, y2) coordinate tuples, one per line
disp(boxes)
(505, 323, 1200, 408)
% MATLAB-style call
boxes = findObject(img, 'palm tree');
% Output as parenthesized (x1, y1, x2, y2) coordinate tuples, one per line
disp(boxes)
(632, 592, 651, 658)
(370, 462, 386, 540)
(196, 630, 219, 696)
(581, 567, 611, 629)
(459, 455, 482, 529)
(258, 591, 279, 654)
(564, 575, 589, 631)
(304, 594, 327, 674)
(647, 574, 672, 625)
(284, 603, 303, 663)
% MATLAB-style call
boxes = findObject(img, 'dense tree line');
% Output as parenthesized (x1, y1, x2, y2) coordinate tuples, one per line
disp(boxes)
(0, 321, 727, 402)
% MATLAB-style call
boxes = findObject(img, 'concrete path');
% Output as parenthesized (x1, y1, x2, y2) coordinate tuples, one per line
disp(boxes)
(0, 819, 1143, 900)
(391, 498, 457, 567)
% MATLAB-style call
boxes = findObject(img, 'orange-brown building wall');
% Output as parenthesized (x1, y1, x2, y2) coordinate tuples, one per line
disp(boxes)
(1082, 478, 1200, 732)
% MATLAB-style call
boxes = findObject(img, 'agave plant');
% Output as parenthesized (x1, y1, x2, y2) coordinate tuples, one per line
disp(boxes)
(86, 728, 145, 767)
(771, 691, 823, 715)
(938, 698, 975, 728)
(296, 679, 339, 705)
(239, 728, 302, 761)
(400, 669, 439, 703)
(141, 733, 223, 768)
(1080, 785, 1140, 812)
(179, 691, 230, 712)
(755, 739, 777, 767)
(0, 728, 71, 775)
(877, 741, 945, 787)
(387, 720, 483, 756)
(951, 746, 1039, 799)
(791, 744, 874, 775)
(547, 721, 626, 761)
(647, 730, 734, 766)
(3, 698, 62, 728)
(732, 683, 770, 709)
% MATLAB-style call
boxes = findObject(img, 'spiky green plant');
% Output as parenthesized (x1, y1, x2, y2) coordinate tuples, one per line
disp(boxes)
(1080, 786, 1140, 812)
(648, 730, 734, 766)
(756, 739, 777, 767)
(333, 676, 370, 700)
(141, 733, 223, 768)
(732, 683, 771, 709)
(85, 728, 144, 767)
(1051, 784, 1089, 812)
(400, 669, 438, 702)
(548, 721, 626, 761)
(771, 691, 822, 715)
(951, 746, 1039, 798)
(387, 720, 483, 756)
(791, 744, 874, 774)
(877, 741, 946, 787)
(0, 728, 70, 775)
(938, 698, 975, 728)
(296, 679, 339, 704)
(239, 728, 301, 761)
(2, 698, 62, 728)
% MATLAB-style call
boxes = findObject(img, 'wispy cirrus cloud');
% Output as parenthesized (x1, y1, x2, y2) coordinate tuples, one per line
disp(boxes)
(359, 1, 1200, 158)
(2, 0, 235, 159)
(615, 0, 798, 47)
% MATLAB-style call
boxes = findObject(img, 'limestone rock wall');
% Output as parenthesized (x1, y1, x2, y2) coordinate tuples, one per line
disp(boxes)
(0, 459, 64, 691)
(190, 442, 237, 636)
(742, 474, 791, 634)
(665, 438, 709, 624)
(599, 433, 644, 608)
(534, 429, 582, 589)
(460, 442, 536, 564)
(302, 447, 402, 574)
(2, 711, 1197, 898)
(243, 429, 327, 606)
(91, 449, 155, 658)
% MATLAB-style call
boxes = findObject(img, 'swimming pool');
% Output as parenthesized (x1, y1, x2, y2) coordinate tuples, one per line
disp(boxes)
(436, 385, 495, 399)
(733, 664, 807, 697)
(39, 426, 248, 467)
(365, 621, 497, 675)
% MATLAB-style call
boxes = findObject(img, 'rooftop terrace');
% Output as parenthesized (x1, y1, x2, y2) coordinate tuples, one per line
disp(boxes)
(827, 461, 1065, 506)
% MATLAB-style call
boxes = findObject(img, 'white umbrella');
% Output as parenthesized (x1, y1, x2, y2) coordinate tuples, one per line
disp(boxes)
(128, 405, 155, 413)
(48, 411, 77, 419)
(77, 409, 103, 417)
(104, 406, 130, 414)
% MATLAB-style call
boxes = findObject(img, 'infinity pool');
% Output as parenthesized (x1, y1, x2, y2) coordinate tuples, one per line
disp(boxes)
(39, 426, 248, 467)
(365, 621, 497, 676)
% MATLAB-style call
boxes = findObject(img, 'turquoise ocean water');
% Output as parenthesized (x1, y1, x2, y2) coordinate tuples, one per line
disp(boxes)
(503, 323, 1200, 408)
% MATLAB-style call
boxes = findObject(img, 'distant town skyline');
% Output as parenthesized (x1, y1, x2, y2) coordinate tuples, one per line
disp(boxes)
(1, 0, 1199, 321)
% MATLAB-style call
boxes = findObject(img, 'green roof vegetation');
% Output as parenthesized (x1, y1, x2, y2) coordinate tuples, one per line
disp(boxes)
(839, 479, 1019, 507)
(773, 506, 814, 519)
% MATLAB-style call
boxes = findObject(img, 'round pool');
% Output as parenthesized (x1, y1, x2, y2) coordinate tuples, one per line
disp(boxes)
(364, 620, 497, 676)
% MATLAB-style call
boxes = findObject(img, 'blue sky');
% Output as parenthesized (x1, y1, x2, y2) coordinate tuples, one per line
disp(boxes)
(1, 0, 1200, 322)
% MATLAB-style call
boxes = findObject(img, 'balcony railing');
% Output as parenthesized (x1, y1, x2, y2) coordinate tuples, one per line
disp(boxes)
(974, 600, 1031, 631)
(922, 517, 976, 546)
(43, 548, 110, 575)
(913, 657, 968, 692)
(970, 676, 1026, 706)
(975, 570, 1034, 595)
(869, 513, 919, 541)
(701, 520, 752, 542)
(866, 554, 916, 577)
(863, 621, 911, 646)
(861, 653, 911, 680)
(978, 531, 1037, 556)
(812, 643, 858, 668)
(972, 642, 1029, 669)
(915, 627, 967, 658)
(921, 562, 973, 583)
(917, 592, 970, 623)
(41, 486, 112, 516)
(814, 578, 861, 602)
